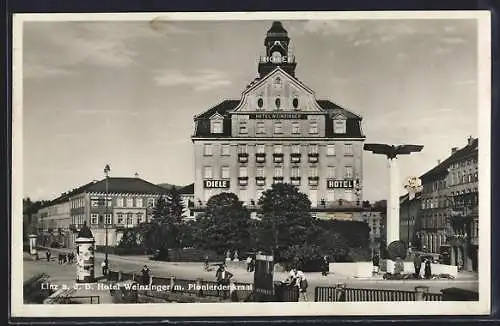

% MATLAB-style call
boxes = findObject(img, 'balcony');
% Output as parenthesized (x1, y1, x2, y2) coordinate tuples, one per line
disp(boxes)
(256, 176, 266, 187)
(238, 153, 249, 163)
(273, 176, 284, 184)
(255, 153, 266, 163)
(238, 176, 249, 187)
(308, 153, 319, 163)
(308, 176, 319, 186)
(290, 177, 301, 186)
(273, 153, 284, 163)
(290, 153, 301, 163)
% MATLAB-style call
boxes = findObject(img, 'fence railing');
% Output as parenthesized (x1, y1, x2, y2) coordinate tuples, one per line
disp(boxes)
(315, 284, 443, 302)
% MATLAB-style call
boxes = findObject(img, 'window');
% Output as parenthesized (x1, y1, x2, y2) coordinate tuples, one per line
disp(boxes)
(136, 198, 143, 208)
(239, 121, 248, 134)
(221, 166, 230, 179)
(327, 144, 336, 156)
(211, 119, 223, 134)
(204, 166, 213, 179)
(309, 144, 318, 154)
(293, 98, 299, 109)
(309, 166, 318, 178)
(136, 213, 143, 224)
(344, 143, 353, 155)
(105, 214, 112, 225)
(327, 166, 336, 178)
(292, 144, 301, 154)
(344, 190, 353, 201)
(117, 213, 124, 224)
(274, 122, 282, 134)
(275, 98, 281, 110)
(240, 190, 248, 205)
(147, 198, 155, 207)
(274, 144, 283, 154)
(256, 121, 265, 134)
(274, 166, 283, 177)
(256, 144, 266, 154)
(256, 167, 265, 178)
(327, 191, 335, 202)
(90, 214, 98, 225)
(117, 197, 124, 207)
(126, 198, 134, 208)
(221, 144, 230, 156)
(333, 119, 346, 134)
(238, 144, 247, 154)
(309, 121, 318, 134)
(239, 166, 248, 178)
(345, 166, 353, 178)
(126, 213, 133, 225)
(91, 199, 99, 207)
(204, 144, 212, 156)
(257, 98, 264, 109)
(291, 166, 300, 178)
(292, 122, 300, 134)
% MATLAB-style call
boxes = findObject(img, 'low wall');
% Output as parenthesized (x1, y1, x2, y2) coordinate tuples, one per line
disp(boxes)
(329, 262, 373, 278)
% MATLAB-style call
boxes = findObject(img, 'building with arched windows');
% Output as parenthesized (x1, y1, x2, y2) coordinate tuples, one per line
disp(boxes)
(191, 21, 366, 219)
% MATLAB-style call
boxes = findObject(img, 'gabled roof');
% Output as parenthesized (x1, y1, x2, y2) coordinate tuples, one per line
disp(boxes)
(420, 138, 478, 180)
(194, 100, 240, 120)
(84, 177, 171, 195)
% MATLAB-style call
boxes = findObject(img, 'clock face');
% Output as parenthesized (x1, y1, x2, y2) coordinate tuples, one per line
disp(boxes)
(271, 51, 282, 64)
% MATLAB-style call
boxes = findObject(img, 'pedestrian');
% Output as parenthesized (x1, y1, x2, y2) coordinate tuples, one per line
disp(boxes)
(63, 254, 67, 264)
(413, 253, 422, 279)
(68, 252, 74, 263)
(58, 253, 62, 264)
(373, 254, 380, 275)
(394, 256, 404, 276)
(424, 258, 432, 279)
(215, 264, 233, 299)
(246, 255, 253, 272)
(250, 257, 255, 272)
(101, 261, 107, 276)
(204, 255, 209, 272)
(141, 265, 152, 286)
(296, 269, 309, 301)
(46, 251, 51, 262)
(321, 256, 329, 276)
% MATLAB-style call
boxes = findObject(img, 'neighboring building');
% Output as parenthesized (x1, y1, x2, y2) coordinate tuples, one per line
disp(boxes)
(36, 176, 170, 247)
(418, 136, 478, 271)
(179, 183, 195, 219)
(399, 191, 422, 248)
(191, 21, 366, 219)
(359, 210, 384, 245)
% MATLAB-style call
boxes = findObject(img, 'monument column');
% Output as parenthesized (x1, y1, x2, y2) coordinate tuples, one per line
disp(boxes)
(387, 158, 400, 244)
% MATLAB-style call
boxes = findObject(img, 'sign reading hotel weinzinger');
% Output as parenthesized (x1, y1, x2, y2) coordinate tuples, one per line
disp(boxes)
(249, 113, 307, 120)
(203, 180, 230, 189)
(327, 179, 354, 189)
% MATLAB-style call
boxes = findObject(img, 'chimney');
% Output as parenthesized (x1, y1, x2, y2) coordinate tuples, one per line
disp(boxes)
(451, 147, 458, 155)
(467, 136, 474, 146)
(437, 159, 441, 165)
(134, 172, 139, 178)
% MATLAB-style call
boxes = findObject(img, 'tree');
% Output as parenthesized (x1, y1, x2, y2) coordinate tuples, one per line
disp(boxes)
(257, 183, 315, 261)
(118, 227, 143, 249)
(193, 192, 251, 255)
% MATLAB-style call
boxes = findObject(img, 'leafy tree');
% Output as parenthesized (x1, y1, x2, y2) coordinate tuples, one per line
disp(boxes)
(118, 227, 143, 249)
(194, 192, 251, 255)
(257, 183, 315, 261)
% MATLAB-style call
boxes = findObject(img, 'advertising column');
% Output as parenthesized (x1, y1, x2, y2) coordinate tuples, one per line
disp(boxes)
(75, 223, 96, 283)
(28, 234, 38, 256)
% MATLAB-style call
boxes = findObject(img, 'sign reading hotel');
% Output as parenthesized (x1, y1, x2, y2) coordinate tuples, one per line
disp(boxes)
(204, 180, 230, 189)
(249, 113, 307, 120)
(327, 179, 354, 189)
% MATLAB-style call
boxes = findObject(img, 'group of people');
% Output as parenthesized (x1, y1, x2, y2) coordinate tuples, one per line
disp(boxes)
(246, 256, 256, 272)
(282, 266, 309, 301)
(413, 254, 434, 279)
(43, 250, 75, 264)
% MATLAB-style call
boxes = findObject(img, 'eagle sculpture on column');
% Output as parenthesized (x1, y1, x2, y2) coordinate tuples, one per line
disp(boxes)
(363, 144, 424, 159)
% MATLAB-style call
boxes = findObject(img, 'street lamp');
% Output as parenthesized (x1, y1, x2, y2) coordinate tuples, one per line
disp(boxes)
(104, 164, 111, 275)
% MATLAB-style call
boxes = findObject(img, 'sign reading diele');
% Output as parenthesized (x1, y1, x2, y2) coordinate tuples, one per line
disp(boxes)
(327, 179, 354, 189)
(203, 180, 230, 189)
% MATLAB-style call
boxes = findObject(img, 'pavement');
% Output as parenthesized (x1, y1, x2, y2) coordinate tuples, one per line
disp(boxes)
(26, 248, 479, 302)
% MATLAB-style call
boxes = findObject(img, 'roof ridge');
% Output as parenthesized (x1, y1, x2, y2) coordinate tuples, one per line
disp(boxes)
(318, 99, 363, 119)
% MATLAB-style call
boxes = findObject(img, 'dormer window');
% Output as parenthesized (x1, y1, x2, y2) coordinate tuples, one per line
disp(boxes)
(275, 98, 281, 110)
(257, 98, 264, 109)
(210, 113, 224, 134)
(333, 114, 347, 134)
(292, 98, 299, 109)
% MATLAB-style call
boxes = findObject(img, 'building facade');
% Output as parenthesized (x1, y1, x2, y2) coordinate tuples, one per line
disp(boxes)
(191, 21, 366, 218)
(36, 177, 171, 247)
(418, 137, 478, 271)
(399, 191, 422, 249)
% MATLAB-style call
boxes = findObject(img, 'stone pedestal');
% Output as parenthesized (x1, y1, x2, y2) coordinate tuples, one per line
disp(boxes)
(28, 234, 38, 256)
(75, 237, 96, 283)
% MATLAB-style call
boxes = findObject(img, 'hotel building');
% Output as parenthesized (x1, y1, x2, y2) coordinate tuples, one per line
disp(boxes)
(191, 21, 366, 218)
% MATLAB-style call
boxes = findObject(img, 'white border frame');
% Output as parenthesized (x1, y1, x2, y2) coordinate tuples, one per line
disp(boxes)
(11, 10, 491, 317)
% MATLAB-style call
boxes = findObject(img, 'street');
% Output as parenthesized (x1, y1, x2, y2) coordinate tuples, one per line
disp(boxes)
(25, 248, 478, 302)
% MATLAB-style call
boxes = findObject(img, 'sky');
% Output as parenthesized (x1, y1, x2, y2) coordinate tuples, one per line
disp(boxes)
(21, 18, 479, 202)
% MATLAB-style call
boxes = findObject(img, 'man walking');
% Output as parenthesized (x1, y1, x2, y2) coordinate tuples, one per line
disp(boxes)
(246, 255, 253, 272)
(141, 265, 152, 286)
(215, 265, 233, 299)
